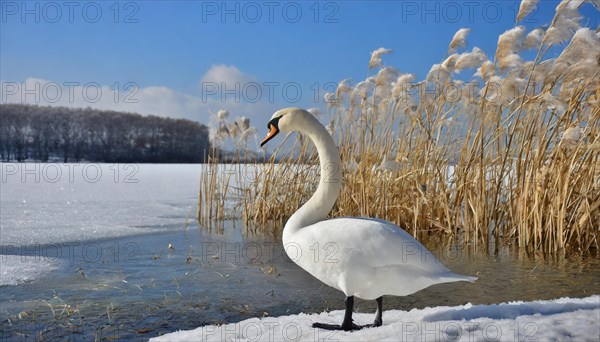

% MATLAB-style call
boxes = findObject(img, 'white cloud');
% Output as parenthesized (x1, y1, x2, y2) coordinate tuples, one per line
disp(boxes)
(200, 64, 257, 88)
(0, 78, 209, 120)
(0, 70, 276, 128)
(0, 64, 327, 138)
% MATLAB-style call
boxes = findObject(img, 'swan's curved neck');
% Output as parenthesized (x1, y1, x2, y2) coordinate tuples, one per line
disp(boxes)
(284, 119, 342, 237)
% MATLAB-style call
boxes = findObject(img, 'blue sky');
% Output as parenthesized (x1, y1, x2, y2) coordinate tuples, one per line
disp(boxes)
(1, 1, 598, 127)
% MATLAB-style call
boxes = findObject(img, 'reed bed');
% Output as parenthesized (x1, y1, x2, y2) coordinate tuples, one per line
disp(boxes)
(199, 0, 600, 254)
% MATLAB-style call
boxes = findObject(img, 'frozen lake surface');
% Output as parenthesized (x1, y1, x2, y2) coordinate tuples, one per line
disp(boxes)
(1, 163, 202, 286)
(1, 163, 201, 245)
(0, 163, 598, 340)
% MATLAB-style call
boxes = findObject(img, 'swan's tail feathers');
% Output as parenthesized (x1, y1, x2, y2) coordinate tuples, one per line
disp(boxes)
(461, 275, 477, 282)
(439, 273, 477, 283)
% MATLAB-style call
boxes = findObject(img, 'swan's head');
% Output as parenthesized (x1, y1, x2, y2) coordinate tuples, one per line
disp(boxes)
(260, 107, 314, 147)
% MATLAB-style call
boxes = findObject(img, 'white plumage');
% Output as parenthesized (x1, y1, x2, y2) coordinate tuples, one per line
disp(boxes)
(287, 217, 475, 300)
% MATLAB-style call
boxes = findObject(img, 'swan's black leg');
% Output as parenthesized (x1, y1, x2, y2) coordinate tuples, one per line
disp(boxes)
(372, 297, 383, 327)
(340, 296, 357, 330)
(312, 296, 362, 331)
(358, 296, 383, 328)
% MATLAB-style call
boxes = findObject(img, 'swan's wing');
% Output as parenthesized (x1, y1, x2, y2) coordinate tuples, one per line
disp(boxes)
(298, 217, 450, 273)
(290, 217, 475, 299)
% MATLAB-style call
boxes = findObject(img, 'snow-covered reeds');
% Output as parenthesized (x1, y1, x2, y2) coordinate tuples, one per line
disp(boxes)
(199, 4, 600, 253)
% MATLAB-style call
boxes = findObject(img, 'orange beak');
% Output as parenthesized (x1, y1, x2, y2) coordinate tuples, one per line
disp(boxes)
(260, 123, 279, 147)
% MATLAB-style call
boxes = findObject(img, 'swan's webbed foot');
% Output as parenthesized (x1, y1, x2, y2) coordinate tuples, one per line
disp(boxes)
(373, 317, 383, 327)
(361, 319, 382, 328)
(312, 296, 364, 331)
(312, 322, 363, 331)
(312, 296, 384, 331)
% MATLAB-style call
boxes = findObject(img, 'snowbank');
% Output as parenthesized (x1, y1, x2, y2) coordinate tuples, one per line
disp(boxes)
(151, 295, 600, 341)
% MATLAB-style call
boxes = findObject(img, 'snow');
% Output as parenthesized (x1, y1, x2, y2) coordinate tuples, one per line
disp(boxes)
(151, 295, 600, 342)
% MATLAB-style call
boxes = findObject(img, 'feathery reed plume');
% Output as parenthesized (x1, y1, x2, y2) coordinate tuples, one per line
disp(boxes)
(229, 120, 241, 140)
(391, 74, 416, 96)
(239, 127, 257, 148)
(217, 109, 230, 121)
(551, 28, 600, 81)
(537, 92, 566, 112)
(482, 75, 527, 106)
(499, 53, 524, 71)
(426, 64, 451, 84)
(556, 28, 600, 64)
(324, 92, 336, 107)
(208, 109, 232, 146)
(517, 0, 540, 22)
(475, 60, 495, 81)
(544, 0, 583, 45)
(369, 47, 393, 69)
(336, 79, 352, 102)
(455, 47, 488, 71)
(448, 28, 470, 52)
(527, 59, 554, 84)
(545, 17, 581, 45)
(555, 0, 583, 17)
(376, 67, 401, 87)
(391, 74, 417, 109)
(442, 54, 460, 70)
(496, 26, 526, 60)
(350, 77, 375, 107)
(232, 117, 256, 149)
(561, 123, 582, 147)
(523, 28, 546, 50)
(239, 117, 251, 131)
(563, 59, 600, 83)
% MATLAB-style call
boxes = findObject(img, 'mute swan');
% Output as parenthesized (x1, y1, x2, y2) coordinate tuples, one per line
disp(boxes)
(260, 108, 476, 331)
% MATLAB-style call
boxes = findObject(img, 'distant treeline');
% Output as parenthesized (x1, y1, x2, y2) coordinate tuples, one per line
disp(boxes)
(0, 104, 211, 163)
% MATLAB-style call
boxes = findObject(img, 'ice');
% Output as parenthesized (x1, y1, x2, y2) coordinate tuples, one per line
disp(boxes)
(0, 255, 60, 286)
(151, 295, 600, 342)
(1, 163, 203, 285)
(1, 163, 203, 246)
